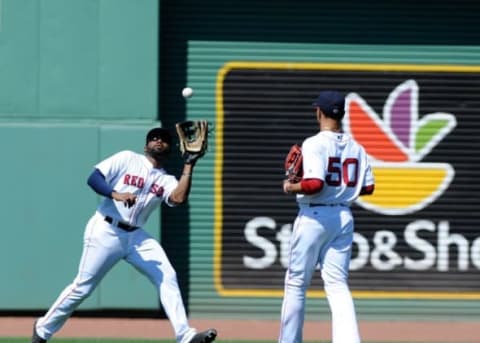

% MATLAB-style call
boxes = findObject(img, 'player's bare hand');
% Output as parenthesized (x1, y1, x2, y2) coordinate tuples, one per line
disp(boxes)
(283, 180, 292, 194)
(112, 192, 137, 208)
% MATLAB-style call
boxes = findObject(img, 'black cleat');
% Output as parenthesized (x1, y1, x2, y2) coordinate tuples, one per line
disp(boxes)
(32, 319, 47, 343)
(189, 328, 217, 343)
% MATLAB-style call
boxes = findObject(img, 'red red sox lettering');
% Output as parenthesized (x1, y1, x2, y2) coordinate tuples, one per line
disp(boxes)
(123, 174, 164, 196)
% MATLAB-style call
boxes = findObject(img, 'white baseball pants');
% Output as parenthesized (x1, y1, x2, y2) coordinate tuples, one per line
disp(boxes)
(35, 212, 196, 343)
(279, 205, 361, 343)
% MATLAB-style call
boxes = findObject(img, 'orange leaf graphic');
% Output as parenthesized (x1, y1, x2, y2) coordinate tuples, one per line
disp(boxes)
(349, 101, 408, 162)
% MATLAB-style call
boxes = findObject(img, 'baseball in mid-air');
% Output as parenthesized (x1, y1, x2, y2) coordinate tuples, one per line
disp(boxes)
(182, 87, 194, 98)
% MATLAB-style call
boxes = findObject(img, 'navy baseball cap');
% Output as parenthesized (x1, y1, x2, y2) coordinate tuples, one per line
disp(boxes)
(312, 90, 346, 120)
(146, 127, 172, 145)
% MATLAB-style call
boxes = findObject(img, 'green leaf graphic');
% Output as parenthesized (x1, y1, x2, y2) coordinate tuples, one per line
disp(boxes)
(415, 119, 450, 152)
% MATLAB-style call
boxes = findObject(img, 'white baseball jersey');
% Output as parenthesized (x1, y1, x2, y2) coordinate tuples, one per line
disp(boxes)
(279, 130, 374, 343)
(95, 150, 178, 227)
(297, 131, 374, 205)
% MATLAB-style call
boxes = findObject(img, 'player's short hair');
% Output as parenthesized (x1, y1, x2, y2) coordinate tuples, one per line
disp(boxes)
(146, 127, 172, 145)
(312, 90, 346, 120)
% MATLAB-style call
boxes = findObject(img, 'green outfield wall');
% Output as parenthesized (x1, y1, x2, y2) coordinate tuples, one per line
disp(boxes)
(0, 0, 162, 309)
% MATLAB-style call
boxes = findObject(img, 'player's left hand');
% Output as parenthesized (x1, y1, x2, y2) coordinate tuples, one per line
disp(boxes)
(283, 180, 293, 194)
(284, 144, 303, 183)
(175, 120, 209, 164)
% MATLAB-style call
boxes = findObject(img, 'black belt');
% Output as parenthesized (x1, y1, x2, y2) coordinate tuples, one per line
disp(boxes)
(104, 216, 139, 232)
(309, 203, 344, 207)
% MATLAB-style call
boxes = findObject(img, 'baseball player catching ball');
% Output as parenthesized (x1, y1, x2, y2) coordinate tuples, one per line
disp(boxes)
(32, 126, 217, 343)
(280, 91, 375, 343)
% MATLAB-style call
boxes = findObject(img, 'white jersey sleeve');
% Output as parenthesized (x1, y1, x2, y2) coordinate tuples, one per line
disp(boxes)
(162, 175, 179, 207)
(301, 136, 327, 181)
(361, 152, 375, 188)
(95, 150, 131, 184)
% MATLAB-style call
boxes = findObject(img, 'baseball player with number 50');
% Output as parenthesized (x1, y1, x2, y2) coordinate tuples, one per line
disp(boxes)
(280, 91, 375, 343)
(32, 122, 216, 343)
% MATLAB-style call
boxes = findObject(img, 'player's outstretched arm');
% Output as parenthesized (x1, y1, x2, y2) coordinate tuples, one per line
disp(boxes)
(168, 163, 195, 205)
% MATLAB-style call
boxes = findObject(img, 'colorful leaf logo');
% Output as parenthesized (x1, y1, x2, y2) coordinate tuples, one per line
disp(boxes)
(343, 80, 456, 215)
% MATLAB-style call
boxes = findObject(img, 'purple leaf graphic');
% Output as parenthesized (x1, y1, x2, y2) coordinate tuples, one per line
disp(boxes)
(390, 87, 413, 148)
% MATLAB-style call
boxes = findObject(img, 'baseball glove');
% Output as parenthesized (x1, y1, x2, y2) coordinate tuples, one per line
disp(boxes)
(284, 144, 303, 183)
(175, 120, 208, 164)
